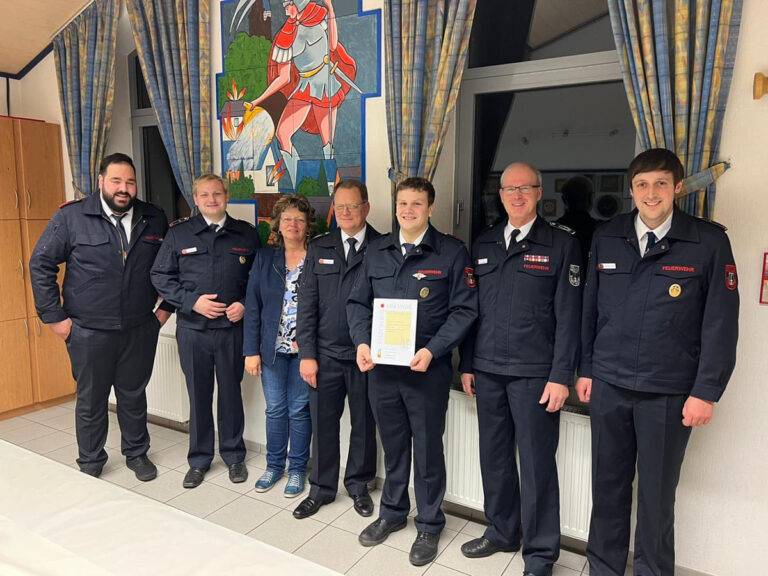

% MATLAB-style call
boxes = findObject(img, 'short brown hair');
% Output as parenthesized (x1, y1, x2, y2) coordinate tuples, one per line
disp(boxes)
(335, 179, 368, 202)
(395, 177, 435, 205)
(193, 173, 229, 195)
(628, 148, 685, 186)
(270, 194, 317, 249)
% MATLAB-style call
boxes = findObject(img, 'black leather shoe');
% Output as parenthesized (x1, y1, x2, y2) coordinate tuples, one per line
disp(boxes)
(409, 531, 440, 566)
(358, 517, 407, 546)
(352, 492, 374, 517)
(126, 454, 158, 482)
(293, 496, 333, 519)
(228, 462, 248, 483)
(183, 467, 207, 488)
(461, 537, 519, 558)
(79, 466, 103, 478)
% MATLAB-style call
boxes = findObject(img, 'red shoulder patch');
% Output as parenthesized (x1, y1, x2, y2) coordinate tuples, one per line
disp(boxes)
(465, 267, 476, 288)
(725, 265, 738, 291)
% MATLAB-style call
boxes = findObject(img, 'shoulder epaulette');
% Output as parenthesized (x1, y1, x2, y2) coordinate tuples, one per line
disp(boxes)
(695, 216, 727, 231)
(444, 233, 467, 244)
(170, 216, 190, 227)
(550, 222, 576, 235)
(59, 197, 84, 208)
(312, 231, 331, 240)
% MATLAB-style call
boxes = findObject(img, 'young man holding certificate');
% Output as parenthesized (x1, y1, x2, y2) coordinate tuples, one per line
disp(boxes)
(347, 177, 478, 566)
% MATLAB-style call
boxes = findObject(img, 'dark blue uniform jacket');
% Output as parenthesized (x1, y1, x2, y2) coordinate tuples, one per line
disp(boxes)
(243, 246, 298, 366)
(580, 208, 739, 402)
(297, 226, 380, 362)
(30, 194, 170, 331)
(458, 217, 583, 384)
(347, 225, 478, 360)
(150, 213, 261, 330)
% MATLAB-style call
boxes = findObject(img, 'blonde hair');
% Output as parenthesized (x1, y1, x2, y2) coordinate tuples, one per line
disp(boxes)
(193, 173, 229, 195)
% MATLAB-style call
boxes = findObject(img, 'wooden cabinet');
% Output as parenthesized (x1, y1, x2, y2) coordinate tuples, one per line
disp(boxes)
(0, 319, 34, 413)
(0, 219, 27, 321)
(0, 117, 71, 415)
(0, 117, 19, 220)
(13, 119, 66, 220)
(28, 316, 74, 402)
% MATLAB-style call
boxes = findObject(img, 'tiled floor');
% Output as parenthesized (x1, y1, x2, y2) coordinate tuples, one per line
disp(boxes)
(0, 403, 612, 576)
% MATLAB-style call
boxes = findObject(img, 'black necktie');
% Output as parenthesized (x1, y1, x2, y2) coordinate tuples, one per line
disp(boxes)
(507, 228, 520, 253)
(403, 243, 414, 258)
(645, 231, 657, 256)
(209, 222, 219, 233)
(346, 237, 357, 262)
(113, 213, 129, 262)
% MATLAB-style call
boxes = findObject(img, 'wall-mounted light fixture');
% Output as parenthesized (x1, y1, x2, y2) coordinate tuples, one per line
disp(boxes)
(754, 72, 767, 100)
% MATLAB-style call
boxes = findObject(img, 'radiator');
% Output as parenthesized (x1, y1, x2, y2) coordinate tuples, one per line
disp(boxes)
(108, 333, 189, 424)
(443, 390, 592, 540)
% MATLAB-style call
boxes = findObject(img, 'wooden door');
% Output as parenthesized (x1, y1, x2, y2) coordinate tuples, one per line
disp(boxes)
(21, 219, 64, 316)
(29, 316, 75, 402)
(14, 120, 65, 220)
(0, 220, 27, 321)
(0, 117, 19, 220)
(0, 318, 33, 413)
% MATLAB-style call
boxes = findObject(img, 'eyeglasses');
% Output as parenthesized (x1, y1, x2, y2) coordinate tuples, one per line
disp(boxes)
(281, 216, 307, 224)
(501, 185, 541, 195)
(334, 202, 366, 212)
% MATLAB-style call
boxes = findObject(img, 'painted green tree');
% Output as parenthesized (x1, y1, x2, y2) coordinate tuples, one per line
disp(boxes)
(217, 33, 272, 109)
(258, 220, 272, 246)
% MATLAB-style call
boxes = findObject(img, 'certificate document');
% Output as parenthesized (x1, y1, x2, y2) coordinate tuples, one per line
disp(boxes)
(370, 298, 418, 366)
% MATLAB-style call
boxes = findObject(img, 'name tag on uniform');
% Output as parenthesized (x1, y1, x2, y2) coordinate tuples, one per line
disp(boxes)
(319, 258, 335, 265)
(181, 247, 198, 255)
(597, 262, 616, 270)
(476, 258, 488, 265)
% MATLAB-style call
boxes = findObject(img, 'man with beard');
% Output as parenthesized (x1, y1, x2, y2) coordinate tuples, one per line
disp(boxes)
(30, 153, 172, 481)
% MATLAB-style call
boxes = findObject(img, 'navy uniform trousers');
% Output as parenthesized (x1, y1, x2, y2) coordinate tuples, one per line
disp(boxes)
(67, 316, 160, 471)
(475, 371, 561, 575)
(588, 379, 691, 576)
(309, 354, 377, 500)
(368, 357, 452, 534)
(176, 324, 247, 469)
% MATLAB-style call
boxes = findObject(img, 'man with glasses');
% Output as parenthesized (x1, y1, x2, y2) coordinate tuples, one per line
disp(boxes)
(293, 179, 379, 519)
(459, 162, 582, 576)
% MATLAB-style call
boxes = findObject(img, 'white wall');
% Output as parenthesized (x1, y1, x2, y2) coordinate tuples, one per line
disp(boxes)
(11, 3, 768, 573)
(10, 54, 74, 200)
(0, 78, 8, 115)
(670, 2, 768, 574)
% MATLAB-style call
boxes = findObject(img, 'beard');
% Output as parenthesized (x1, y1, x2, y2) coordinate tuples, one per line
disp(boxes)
(102, 191, 135, 214)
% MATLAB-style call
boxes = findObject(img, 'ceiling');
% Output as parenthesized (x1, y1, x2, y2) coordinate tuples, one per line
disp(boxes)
(0, 0, 609, 77)
(529, 0, 609, 49)
(0, 0, 91, 76)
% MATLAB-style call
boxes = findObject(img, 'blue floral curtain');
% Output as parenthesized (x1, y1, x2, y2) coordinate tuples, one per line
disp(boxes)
(126, 0, 211, 206)
(385, 0, 477, 184)
(53, 0, 118, 198)
(608, 0, 743, 218)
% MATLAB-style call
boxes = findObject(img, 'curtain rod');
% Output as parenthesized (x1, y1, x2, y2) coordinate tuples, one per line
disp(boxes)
(50, 0, 98, 40)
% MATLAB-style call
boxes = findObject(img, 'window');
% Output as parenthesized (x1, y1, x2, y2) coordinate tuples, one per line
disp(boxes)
(129, 53, 190, 222)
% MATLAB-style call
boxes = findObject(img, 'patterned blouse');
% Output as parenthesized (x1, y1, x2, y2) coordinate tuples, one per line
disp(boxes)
(275, 258, 304, 354)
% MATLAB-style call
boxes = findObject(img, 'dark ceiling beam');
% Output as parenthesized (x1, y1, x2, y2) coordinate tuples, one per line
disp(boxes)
(0, 44, 53, 80)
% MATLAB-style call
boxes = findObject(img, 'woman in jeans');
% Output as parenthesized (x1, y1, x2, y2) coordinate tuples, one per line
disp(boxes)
(244, 194, 316, 496)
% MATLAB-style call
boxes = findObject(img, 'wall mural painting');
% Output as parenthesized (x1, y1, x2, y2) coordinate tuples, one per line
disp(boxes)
(217, 0, 381, 244)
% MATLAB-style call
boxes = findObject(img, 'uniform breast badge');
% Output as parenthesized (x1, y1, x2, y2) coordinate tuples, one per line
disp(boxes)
(669, 283, 682, 298)
(419, 287, 430, 298)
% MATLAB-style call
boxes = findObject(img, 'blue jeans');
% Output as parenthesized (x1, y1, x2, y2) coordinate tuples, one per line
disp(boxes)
(260, 353, 311, 473)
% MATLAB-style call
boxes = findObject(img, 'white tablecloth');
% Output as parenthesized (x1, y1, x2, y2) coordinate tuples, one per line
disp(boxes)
(0, 440, 339, 576)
